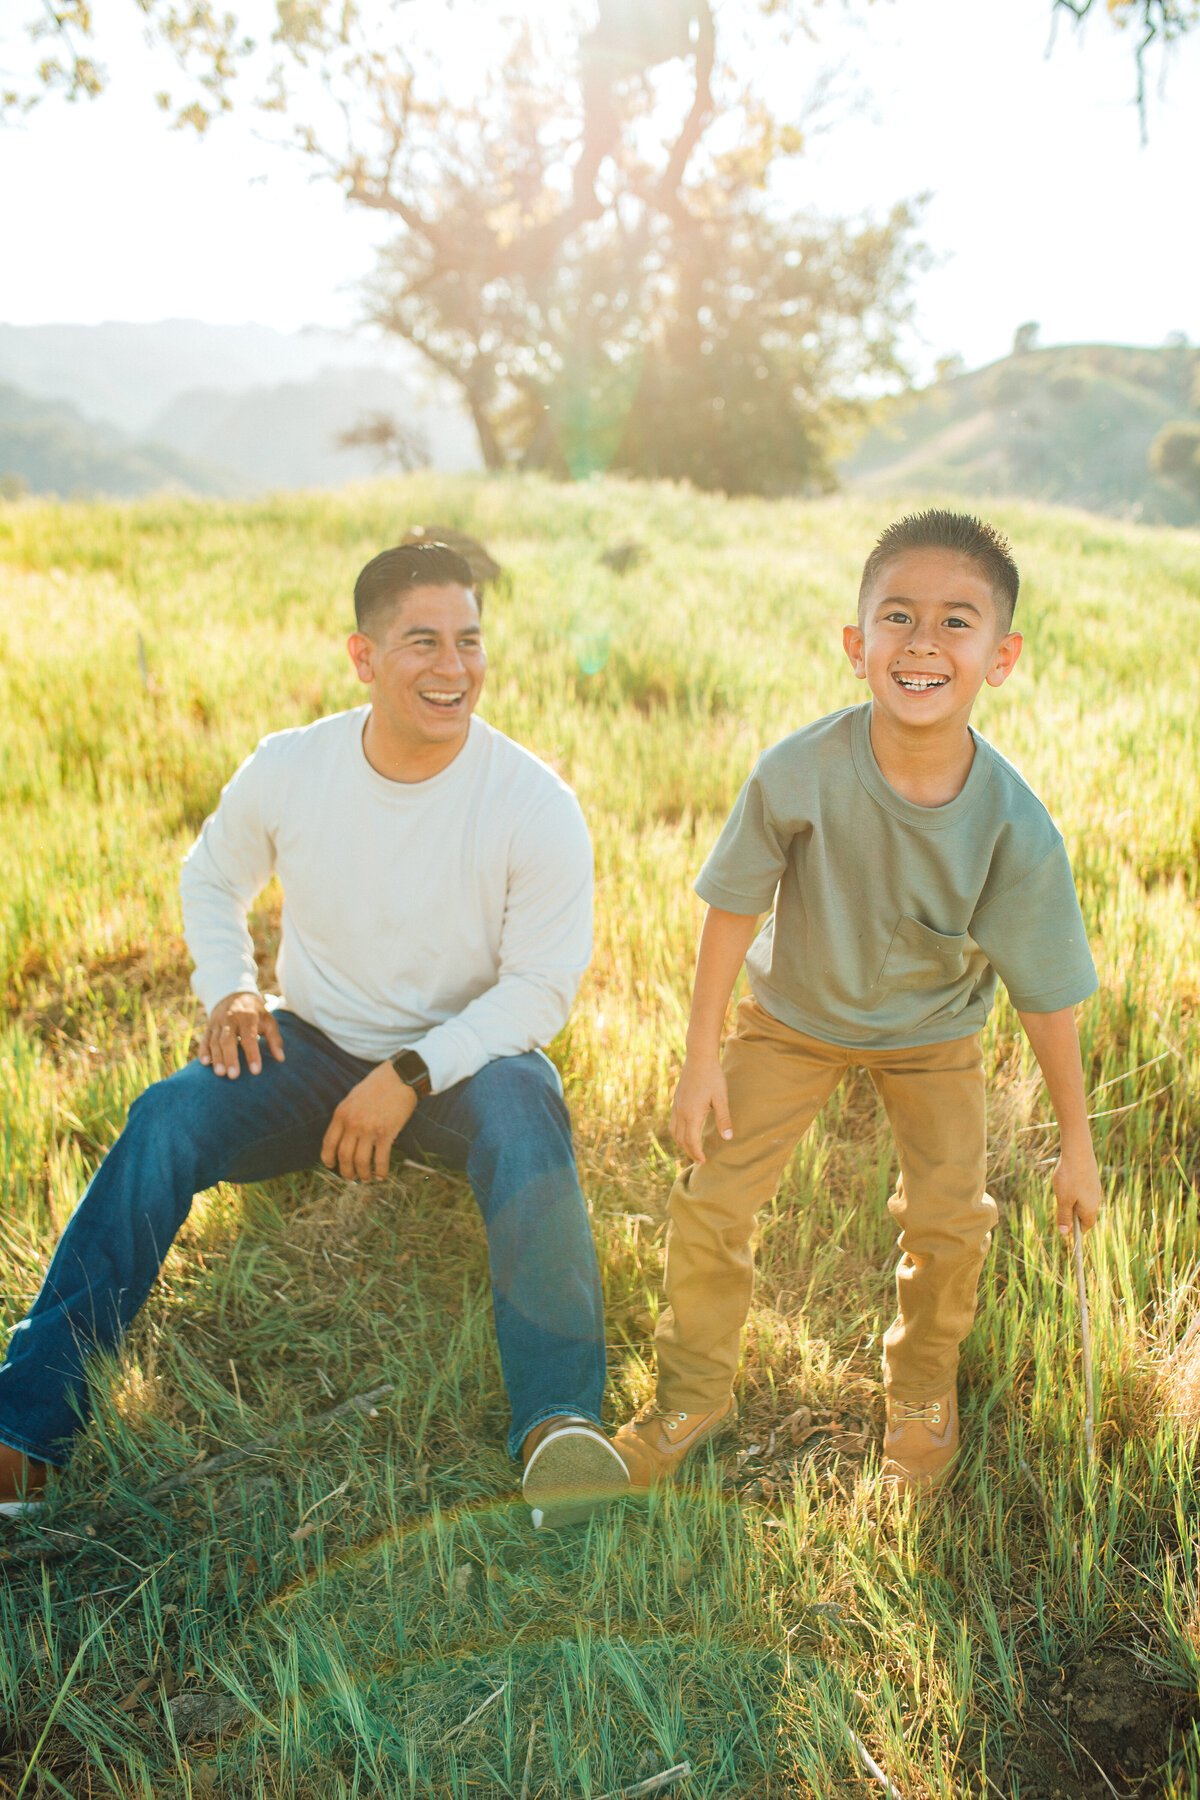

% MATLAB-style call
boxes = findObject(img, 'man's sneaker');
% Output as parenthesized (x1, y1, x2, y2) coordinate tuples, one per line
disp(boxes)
(880, 1390, 959, 1494)
(612, 1396, 736, 1495)
(521, 1416, 630, 1530)
(0, 1442, 49, 1520)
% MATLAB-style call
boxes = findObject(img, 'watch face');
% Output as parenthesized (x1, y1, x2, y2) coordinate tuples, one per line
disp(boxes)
(396, 1050, 430, 1093)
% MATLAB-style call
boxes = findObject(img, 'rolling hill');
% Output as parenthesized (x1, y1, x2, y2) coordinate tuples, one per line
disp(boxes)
(841, 341, 1200, 525)
(0, 382, 246, 499)
(0, 322, 480, 496)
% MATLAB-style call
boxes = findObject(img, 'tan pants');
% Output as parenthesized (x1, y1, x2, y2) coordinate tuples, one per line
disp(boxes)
(655, 997, 997, 1409)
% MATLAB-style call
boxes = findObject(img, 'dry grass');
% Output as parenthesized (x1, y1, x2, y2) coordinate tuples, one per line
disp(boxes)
(0, 476, 1198, 1797)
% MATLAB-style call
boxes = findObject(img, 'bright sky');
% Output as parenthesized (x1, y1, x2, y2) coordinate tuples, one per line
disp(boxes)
(1, 0, 1196, 378)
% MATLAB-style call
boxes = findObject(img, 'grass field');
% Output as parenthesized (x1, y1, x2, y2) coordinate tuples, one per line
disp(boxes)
(0, 475, 1198, 1799)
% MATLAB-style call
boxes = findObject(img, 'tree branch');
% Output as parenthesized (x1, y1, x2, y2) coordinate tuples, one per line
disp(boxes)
(1052, 0, 1197, 131)
(654, 0, 716, 218)
(343, 171, 441, 240)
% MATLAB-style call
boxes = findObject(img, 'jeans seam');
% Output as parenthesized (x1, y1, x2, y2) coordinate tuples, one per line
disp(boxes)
(220, 1108, 349, 1182)
(412, 1122, 471, 1154)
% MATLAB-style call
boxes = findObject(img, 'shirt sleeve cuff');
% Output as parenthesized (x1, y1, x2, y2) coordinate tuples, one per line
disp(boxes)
(694, 873, 774, 915)
(190, 965, 262, 1015)
(1005, 972, 1099, 1013)
(410, 1019, 492, 1096)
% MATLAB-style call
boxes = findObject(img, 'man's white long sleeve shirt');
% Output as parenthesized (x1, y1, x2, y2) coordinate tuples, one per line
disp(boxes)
(179, 707, 593, 1094)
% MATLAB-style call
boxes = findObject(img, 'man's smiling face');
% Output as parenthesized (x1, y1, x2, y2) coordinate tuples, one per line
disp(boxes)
(350, 581, 486, 756)
(842, 547, 1022, 733)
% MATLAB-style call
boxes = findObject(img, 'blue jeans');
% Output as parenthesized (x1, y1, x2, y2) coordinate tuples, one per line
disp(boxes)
(0, 1012, 607, 1466)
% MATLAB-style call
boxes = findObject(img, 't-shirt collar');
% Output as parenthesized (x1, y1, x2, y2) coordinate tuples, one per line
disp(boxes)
(850, 701, 991, 829)
(355, 706, 486, 800)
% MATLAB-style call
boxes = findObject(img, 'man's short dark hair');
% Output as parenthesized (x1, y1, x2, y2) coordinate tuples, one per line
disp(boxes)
(353, 542, 478, 635)
(858, 510, 1019, 630)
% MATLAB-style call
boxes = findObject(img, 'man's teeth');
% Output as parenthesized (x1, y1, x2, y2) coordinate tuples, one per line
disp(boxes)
(895, 674, 948, 690)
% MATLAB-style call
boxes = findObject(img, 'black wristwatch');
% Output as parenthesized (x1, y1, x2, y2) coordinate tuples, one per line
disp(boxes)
(392, 1047, 432, 1098)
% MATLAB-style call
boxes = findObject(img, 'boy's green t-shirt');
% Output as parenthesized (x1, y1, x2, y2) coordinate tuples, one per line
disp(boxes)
(696, 702, 1097, 1050)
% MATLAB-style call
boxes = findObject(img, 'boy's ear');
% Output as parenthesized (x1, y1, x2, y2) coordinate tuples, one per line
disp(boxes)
(842, 623, 866, 678)
(985, 630, 1023, 689)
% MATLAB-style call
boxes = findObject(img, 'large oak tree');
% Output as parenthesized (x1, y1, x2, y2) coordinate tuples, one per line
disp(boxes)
(5, 1, 1194, 488)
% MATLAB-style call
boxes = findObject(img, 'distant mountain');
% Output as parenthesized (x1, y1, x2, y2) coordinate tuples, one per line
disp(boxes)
(150, 365, 479, 488)
(0, 319, 431, 435)
(0, 319, 482, 497)
(0, 383, 247, 499)
(841, 342, 1200, 525)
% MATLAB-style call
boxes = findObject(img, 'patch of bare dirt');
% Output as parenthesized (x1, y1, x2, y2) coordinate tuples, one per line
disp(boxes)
(721, 1400, 875, 1502)
(1017, 1650, 1197, 1798)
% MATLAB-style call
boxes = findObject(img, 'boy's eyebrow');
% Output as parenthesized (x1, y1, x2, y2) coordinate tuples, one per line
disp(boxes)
(874, 594, 985, 617)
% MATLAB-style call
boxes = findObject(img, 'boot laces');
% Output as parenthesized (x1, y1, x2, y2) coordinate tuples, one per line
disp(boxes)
(892, 1398, 944, 1426)
(642, 1406, 690, 1433)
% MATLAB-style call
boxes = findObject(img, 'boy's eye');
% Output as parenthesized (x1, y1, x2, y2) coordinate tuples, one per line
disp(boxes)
(883, 611, 910, 624)
(944, 616, 970, 629)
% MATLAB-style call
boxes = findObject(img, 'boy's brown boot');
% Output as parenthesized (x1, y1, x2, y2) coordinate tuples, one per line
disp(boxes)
(612, 1397, 736, 1495)
(880, 1390, 958, 1494)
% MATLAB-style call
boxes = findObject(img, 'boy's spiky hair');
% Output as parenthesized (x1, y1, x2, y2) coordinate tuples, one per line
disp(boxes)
(858, 510, 1020, 629)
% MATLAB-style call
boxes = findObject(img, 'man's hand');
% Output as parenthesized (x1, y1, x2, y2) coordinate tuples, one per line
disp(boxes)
(670, 1054, 733, 1164)
(200, 991, 285, 1079)
(321, 1062, 419, 1182)
(1052, 1145, 1103, 1241)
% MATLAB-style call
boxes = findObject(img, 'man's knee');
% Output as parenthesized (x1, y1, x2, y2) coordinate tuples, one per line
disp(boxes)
(117, 1059, 234, 1194)
(464, 1054, 573, 1157)
(124, 1061, 206, 1141)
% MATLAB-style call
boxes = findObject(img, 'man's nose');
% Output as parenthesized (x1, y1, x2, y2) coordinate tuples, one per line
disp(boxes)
(432, 640, 467, 674)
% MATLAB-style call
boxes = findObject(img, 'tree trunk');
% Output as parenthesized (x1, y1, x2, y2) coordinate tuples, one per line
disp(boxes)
(465, 385, 506, 472)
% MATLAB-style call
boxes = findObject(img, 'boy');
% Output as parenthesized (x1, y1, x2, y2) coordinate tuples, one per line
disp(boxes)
(614, 511, 1103, 1494)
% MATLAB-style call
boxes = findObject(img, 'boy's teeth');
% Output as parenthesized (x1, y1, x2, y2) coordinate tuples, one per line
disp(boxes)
(896, 674, 947, 690)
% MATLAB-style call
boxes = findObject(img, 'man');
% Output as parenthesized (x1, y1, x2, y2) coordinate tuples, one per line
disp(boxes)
(0, 542, 628, 1529)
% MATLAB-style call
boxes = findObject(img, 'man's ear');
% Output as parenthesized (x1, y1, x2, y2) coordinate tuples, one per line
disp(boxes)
(985, 630, 1023, 689)
(347, 631, 375, 686)
(842, 622, 866, 678)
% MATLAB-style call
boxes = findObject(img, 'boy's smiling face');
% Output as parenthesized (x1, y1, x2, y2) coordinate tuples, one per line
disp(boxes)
(843, 547, 1022, 735)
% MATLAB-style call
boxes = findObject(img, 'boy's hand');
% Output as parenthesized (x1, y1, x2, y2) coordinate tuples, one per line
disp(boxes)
(1015, 1007, 1103, 1245)
(670, 1055, 733, 1164)
(1051, 1145, 1103, 1241)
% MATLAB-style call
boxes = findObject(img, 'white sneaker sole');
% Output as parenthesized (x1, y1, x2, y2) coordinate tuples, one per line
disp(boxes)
(523, 1425, 630, 1530)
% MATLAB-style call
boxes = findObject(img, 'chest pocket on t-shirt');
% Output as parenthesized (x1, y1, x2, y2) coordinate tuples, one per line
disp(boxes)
(878, 915, 971, 992)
